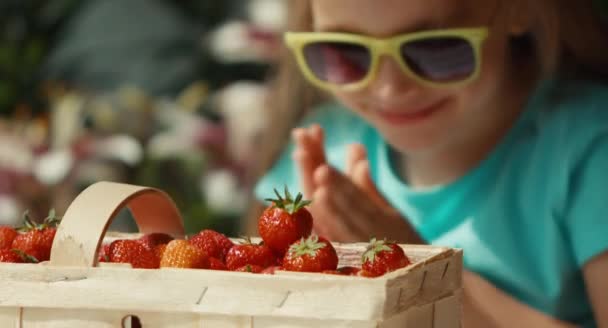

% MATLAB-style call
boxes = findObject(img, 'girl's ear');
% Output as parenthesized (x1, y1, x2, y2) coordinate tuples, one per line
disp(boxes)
(506, 1, 533, 36)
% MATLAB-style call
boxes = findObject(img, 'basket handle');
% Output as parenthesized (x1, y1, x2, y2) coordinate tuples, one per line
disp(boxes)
(49, 181, 185, 267)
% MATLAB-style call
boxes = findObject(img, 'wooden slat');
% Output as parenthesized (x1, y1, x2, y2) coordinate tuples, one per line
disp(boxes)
(252, 317, 378, 328)
(379, 303, 435, 328)
(22, 308, 204, 328)
(1, 247, 460, 324)
(434, 292, 462, 328)
(0, 307, 20, 328)
(0, 264, 385, 321)
(202, 315, 252, 328)
(384, 250, 463, 316)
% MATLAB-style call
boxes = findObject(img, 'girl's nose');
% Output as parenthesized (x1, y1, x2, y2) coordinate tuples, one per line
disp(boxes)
(367, 56, 417, 102)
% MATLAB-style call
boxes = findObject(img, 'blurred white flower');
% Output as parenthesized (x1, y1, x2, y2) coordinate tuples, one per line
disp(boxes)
(209, 21, 256, 63)
(33, 149, 74, 185)
(94, 135, 143, 166)
(50, 92, 86, 148)
(216, 82, 269, 165)
(203, 170, 246, 215)
(249, 0, 287, 31)
(0, 196, 19, 226)
(148, 133, 198, 159)
(0, 136, 34, 174)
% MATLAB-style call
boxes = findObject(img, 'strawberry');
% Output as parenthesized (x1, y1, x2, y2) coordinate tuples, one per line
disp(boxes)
(0, 249, 24, 263)
(338, 266, 361, 276)
(323, 266, 362, 276)
(154, 244, 167, 261)
(189, 229, 234, 261)
(225, 239, 276, 271)
(108, 239, 159, 269)
(209, 257, 228, 270)
(0, 226, 18, 249)
(236, 264, 264, 273)
(98, 244, 111, 263)
(282, 236, 338, 273)
(160, 240, 209, 269)
(138, 233, 174, 250)
(258, 187, 313, 256)
(361, 239, 410, 277)
(12, 210, 60, 262)
(261, 265, 281, 275)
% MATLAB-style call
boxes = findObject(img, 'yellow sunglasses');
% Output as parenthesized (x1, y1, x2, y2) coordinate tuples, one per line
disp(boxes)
(284, 28, 489, 92)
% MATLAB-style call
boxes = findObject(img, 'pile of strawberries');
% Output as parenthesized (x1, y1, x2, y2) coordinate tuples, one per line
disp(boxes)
(0, 188, 412, 278)
(0, 210, 60, 264)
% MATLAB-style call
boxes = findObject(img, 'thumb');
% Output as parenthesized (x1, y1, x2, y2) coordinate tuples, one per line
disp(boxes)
(352, 160, 390, 207)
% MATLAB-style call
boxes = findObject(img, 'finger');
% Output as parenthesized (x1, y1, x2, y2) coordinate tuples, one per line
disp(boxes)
(346, 143, 367, 176)
(315, 165, 417, 244)
(292, 128, 316, 197)
(309, 124, 324, 146)
(295, 125, 326, 170)
(305, 124, 326, 165)
(292, 148, 316, 199)
(314, 165, 380, 240)
(311, 186, 361, 243)
(353, 160, 390, 207)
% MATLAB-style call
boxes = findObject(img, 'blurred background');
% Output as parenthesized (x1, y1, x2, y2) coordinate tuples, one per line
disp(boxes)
(0, 0, 286, 235)
(2, 0, 607, 237)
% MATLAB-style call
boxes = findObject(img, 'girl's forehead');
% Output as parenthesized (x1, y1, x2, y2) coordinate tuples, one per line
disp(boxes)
(311, 0, 496, 36)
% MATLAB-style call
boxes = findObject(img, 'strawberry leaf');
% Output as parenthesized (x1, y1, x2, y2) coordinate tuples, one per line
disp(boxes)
(264, 186, 312, 215)
(362, 238, 392, 264)
(288, 235, 326, 258)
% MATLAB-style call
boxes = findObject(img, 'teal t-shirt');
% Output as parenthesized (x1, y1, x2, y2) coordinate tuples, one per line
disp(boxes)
(254, 79, 608, 327)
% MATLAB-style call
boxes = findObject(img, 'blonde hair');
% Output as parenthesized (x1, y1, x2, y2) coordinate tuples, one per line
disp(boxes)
(243, 0, 608, 233)
(527, 0, 608, 78)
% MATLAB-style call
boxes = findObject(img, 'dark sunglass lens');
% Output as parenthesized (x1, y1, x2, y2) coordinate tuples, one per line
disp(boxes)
(400, 37, 476, 82)
(303, 42, 371, 84)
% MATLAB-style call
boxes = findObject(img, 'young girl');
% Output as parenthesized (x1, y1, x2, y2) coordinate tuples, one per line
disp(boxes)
(252, 0, 608, 326)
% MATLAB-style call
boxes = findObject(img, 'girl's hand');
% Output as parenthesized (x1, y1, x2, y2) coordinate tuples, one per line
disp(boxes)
(292, 125, 422, 243)
(291, 124, 326, 199)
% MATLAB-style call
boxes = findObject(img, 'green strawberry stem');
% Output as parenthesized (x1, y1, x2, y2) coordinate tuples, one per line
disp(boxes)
(17, 208, 61, 232)
(12, 249, 40, 263)
(288, 235, 326, 258)
(362, 238, 393, 264)
(264, 186, 312, 215)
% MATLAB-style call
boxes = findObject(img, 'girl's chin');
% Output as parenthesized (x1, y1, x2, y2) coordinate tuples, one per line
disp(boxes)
(384, 136, 440, 155)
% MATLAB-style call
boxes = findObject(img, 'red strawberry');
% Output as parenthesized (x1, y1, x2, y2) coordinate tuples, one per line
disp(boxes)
(209, 257, 228, 270)
(189, 230, 234, 261)
(361, 239, 410, 277)
(138, 233, 174, 250)
(338, 266, 361, 276)
(282, 236, 338, 273)
(11, 210, 60, 262)
(236, 264, 264, 273)
(258, 187, 313, 257)
(160, 240, 209, 269)
(0, 249, 24, 263)
(225, 239, 276, 271)
(109, 240, 159, 269)
(12, 226, 56, 262)
(0, 226, 18, 249)
(154, 244, 167, 261)
(98, 244, 111, 263)
(261, 265, 281, 275)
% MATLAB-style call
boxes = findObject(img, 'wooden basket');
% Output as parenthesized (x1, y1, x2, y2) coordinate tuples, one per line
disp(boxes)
(0, 181, 463, 328)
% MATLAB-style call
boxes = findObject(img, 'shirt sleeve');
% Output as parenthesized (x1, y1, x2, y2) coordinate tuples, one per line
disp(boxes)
(564, 133, 608, 267)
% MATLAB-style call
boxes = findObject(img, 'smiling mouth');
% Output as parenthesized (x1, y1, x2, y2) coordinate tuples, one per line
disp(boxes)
(374, 99, 449, 125)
